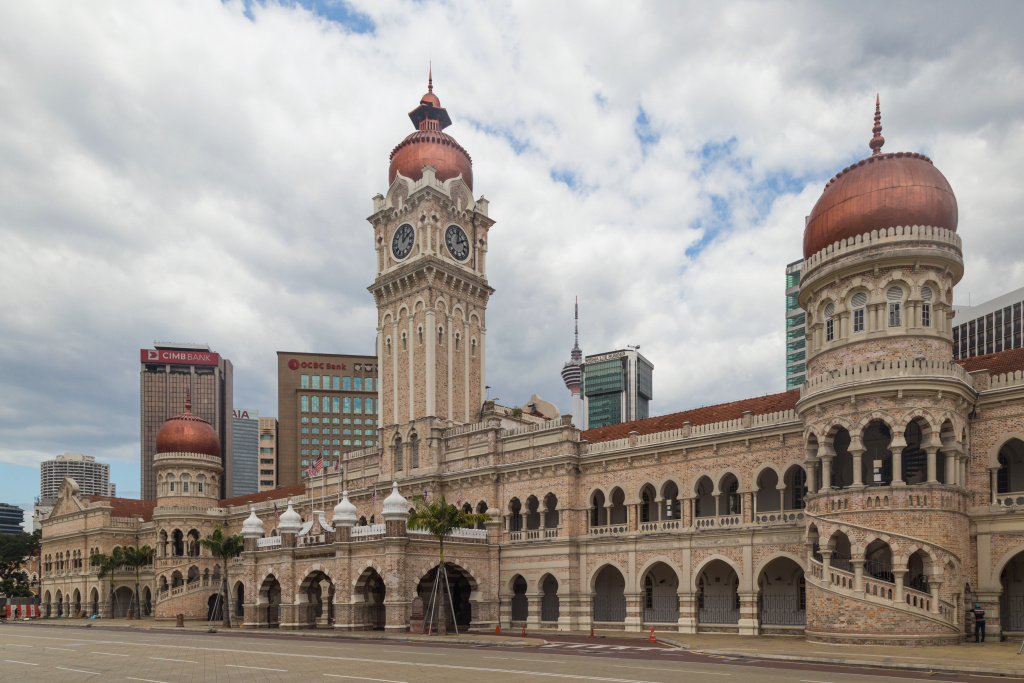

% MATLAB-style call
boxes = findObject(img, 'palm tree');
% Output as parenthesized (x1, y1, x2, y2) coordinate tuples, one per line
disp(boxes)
(120, 545, 153, 619)
(90, 547, 124, 618)
(198, 525, 244, 628)
(407, 494, 489, 635)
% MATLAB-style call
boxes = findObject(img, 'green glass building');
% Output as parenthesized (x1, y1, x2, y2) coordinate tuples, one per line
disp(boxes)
(785, 260, 806, 390)
(582, 348, 654, 429)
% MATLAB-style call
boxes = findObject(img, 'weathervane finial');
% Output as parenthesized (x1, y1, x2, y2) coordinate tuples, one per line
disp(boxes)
(869, 93, 885, 156)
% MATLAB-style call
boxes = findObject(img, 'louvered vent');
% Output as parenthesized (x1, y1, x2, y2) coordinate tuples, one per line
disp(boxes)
(851, 292, 868, 308)
(886, 286, 904, 301)
(824, 303, 835, 317)
(921, 286, 933, 301)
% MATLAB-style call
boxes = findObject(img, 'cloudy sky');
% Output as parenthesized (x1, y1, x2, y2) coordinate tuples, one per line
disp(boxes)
(2, 1, 1023, 524)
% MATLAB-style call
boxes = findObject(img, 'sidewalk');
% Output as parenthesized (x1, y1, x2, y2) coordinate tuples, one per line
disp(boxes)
(13, 619, 1024, 677)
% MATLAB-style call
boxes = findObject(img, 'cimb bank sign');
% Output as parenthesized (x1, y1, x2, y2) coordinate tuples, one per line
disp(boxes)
(140, 349, 220, 366)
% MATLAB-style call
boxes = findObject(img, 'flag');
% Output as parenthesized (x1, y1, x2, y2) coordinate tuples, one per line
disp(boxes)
(424, 488, 429, 500)
(274, 503, 279, 519)
(306, 462, 314, 478)
(334, 459, 340, 472)
(372, 484, 377, 505)
(313, 454, 323, 476)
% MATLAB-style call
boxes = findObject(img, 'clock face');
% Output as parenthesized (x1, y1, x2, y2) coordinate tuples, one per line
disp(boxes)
(391, 223, 415, 260)
(445, 224, 470, 261)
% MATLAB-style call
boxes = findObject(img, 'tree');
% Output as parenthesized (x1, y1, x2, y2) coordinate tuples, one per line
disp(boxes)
(90, 546, 125, 617)
(120, 545, 153, 619)
(407, 494, 489, 635)
(198, 525, 243, 628)
(0, 530, 40, 598)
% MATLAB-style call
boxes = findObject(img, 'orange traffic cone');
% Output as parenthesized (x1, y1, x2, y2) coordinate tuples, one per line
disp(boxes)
(495, 624, 501, 635)
(427, 622, 432, 635)
(589, 626, 595, 639)
(521, 626, 526, 637)
(648, 627, 656, 643)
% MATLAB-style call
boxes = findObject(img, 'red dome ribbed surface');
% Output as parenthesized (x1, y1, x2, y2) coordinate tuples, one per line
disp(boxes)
(803, 152, 958, 259)
(389, 129, 473, 190)
(156, 407, 221, 458)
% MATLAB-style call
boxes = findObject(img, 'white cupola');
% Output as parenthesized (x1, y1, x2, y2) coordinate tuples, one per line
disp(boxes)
(278, 498, 303, 535)
(332, 490, 358, 528)
(382, 481, 409, 521)
(241, 506, 264, 538)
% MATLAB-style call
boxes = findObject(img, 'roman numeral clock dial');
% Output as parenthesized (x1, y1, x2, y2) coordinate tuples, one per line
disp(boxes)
(391, 223, 415, 260)
(445, 224, 470, 261)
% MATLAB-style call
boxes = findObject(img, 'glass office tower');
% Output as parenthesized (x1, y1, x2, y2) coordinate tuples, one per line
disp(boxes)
(785, 260, 806, 390)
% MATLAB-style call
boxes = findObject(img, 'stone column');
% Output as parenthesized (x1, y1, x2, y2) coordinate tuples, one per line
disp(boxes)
(539, 505, 547, 530)
(944, 449, 956, 485)
(738, 593, 759, 636)
(891, 448, 905, 486)
(821, 550, 833, 577)
(820, 457, 833, 490)
(624, 591, 643, 632)
(804, 461, 817, 494)
(991, 468, 1000, 505)
(678, 591, 696, 634)
(628, 504, 638, 532)
(851, 559, 865, 595)
(683, 498, 693, 528)
(893, 569, 906, 603)
(777, 486, 785, 513)
(527, 594, 541, 629)
(850, 447, 866, 487)
(926, 447, 939, 484)
(317, 579, 331, 627)
(713, 494, 722, 518)
(745, 492, 754, 523)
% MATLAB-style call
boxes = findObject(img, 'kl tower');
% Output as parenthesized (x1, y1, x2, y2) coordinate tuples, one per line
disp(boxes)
(560, 298, 584, 427)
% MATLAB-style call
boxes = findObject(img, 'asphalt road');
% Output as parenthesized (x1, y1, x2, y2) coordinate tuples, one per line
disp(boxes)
(0, 624, 1019, 683)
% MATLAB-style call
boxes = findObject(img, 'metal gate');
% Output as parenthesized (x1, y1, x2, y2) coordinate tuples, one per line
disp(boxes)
(643, 595, 679, 623)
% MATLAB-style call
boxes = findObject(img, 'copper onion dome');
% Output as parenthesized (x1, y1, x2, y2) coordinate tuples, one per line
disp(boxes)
(388, 68, 473, 191)
(802, 96, 958, 258)
(155, 393, 221, 458)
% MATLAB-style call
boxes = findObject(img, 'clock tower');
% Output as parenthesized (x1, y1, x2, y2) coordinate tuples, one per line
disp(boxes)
(368, 75, 494, 476)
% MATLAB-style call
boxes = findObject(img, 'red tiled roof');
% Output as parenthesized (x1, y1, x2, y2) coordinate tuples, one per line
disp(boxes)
(582, 390, 800, 443)
(87, 497, 157, 522)
(956, 347, 1024, 376)
(219, 483, 306, 508)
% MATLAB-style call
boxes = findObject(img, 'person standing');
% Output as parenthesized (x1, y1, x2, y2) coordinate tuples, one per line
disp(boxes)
(971, 603, 986, 643)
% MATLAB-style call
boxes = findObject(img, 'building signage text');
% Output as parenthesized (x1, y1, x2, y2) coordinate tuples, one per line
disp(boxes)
(140, 349, 220, 366)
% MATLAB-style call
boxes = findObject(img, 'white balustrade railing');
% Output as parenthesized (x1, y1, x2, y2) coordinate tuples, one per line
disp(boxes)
(588, 524, 628, 536)
(350, 524, 386, 539)
(256, 536, 281, 549)
(694, 514, 742, 530)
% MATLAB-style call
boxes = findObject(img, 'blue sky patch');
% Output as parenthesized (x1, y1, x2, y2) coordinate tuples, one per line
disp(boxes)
(634, 106, 660, 156)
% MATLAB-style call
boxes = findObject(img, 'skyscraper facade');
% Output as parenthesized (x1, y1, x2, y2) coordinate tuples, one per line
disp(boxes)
(276, 352, 379, 487)
(232, 408, 260, 497)
(0, 503, 24, 535)
(785, 259, 807, 389)
(140, 343, 233, 500)
(258, 416, 278, 492)
(581, 348, 653, 429)
(40, 453, 115, 505)
(952, 285, 1024, 360)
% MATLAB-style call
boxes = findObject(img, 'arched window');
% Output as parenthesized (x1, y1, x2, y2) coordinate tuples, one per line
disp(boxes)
(851, 291, 867, 333)
(887, 285, 903, 327)
(401, 332, 407, 351)
(824, 302, 835, 342)
(409, 433, 419, 469)
(438, 326, 444, 346)
(168, 474, 176, 493)
(921, 286, 933, 327)
(454, 333, 460, 352)
(197, 474, 205, 493)
(394, 437, 403, 471)
(509, 498, 523, 532)
(471, 338, 477, 358)
(181, 473, 190, 493)
(418, 326, 423, 346)
(385, 338, 392, 356)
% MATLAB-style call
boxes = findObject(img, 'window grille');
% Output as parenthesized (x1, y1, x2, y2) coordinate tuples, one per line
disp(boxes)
(851, 292, 867, 333)
(824, 302, 835, 341)
(921, 285, 932, 328)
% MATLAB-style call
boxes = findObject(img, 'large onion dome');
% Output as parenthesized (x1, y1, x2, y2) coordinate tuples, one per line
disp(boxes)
(278, 498, 303, 535)
(382, 481, 409, 520)
(803, 96, 958, 259)
(388, 69, 473, 190)
(155, 394, 221, 457)
(241, 507, 264, 539)
(332, 490, 358, 528)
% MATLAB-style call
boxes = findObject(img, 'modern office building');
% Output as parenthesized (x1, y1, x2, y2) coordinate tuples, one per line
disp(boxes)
(140, 342, 233, 500)
(232, 408, 260, 497)
(258, 416, 278, 492)
(581, 348, 653, 430)
(39, 453, 115, 505)
(785, 259, 807, 389)
(276, 352, 379, 487)
(952, 285, 1024, 360)
(0, 503, 25, 535)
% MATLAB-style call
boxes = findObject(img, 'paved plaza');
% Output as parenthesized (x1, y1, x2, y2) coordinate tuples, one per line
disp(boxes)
(2, 623, 1024, 682)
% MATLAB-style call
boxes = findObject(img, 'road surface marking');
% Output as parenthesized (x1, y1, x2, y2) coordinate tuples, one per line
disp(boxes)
(4, 644, 32, 648)
(799, 680, 835, 683)
(324, 676, 408, 683)
(614, 665, 730, 676)
(226, 664, 288, 672)
(55, 666, 101, 674)
(3, 660, 38, 665)
(128, 678, 171, 683)
(46, 646, 78, 651)
(521, 658, 567, 663)
(150, 656, 197, 663)
(379, 649, 444, 655)
(483, 656, 509, 659)
(91, 652, 130, 656)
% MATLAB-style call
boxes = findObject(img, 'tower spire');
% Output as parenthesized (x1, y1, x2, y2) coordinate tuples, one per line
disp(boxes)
(869, 93, 885, 156)
(570, 297, 582, 363)
(428, 62, 433, 93)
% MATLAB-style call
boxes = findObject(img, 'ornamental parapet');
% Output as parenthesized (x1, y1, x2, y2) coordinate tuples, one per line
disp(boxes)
(801, 225, 962, 283)
(806, 484, 969, 516)
(799, 358, 971, 402)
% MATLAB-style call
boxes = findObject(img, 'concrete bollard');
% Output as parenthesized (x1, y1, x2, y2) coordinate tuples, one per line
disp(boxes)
(176, 614, 184, 627)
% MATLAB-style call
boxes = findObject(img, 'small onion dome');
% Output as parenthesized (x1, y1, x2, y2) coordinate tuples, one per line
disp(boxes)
(382, 481, 409, 520)
(388, 74, 473, 191)
(332, 490, 358, 528)
(155, 394, 220, 458)
(278, 498, 303, 535)
(803, 96, 957, 258)
(241, 506, 264, 539)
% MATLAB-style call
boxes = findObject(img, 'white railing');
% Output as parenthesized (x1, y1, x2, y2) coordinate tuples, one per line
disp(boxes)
(993, 493, 1024, 511)
(754, 511, 805, 525)
(639, 519, 683, 533)
(409, 527, 487, 541)
(588, 524, 628, 536)
(350, 524, 386, 540)
(256, 536, 281, 549)
(694, 515, 742, 530)
(802, 358, 970, 398)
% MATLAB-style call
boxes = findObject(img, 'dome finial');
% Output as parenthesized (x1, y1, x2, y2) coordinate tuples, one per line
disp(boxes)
(869, 93, 885, 156)
(428, 62, 433, 93)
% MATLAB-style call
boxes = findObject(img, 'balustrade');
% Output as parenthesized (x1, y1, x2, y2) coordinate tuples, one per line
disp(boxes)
(256, 536, 282, 549)
(754, 511, 805, 525)
(588, 523, 628, 536)
(694, 514, 741, 530)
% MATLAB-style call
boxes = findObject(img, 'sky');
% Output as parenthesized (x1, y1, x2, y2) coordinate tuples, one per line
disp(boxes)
(2, 1, 1024, 527)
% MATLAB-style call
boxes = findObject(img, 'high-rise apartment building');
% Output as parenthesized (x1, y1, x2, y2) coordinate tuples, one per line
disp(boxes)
(140, 343, 233, 500)
(0, 503, 24, 535)
(785, 259, 807, 389)
(232, 408, 259, 497)
(581, 348, 653, 430)
(276, 352, 379, 487)
(258, 416, 278, 492)
(39, 453, 115, 505)
(953, 285, 1024, 360)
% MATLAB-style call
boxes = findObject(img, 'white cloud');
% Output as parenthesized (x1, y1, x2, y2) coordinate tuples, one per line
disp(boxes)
(1, 0, 1022, 498)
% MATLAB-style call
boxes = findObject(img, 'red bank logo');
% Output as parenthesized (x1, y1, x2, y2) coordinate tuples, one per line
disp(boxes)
(288, 359, 300, 370)
(288, 359, 347, 370)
